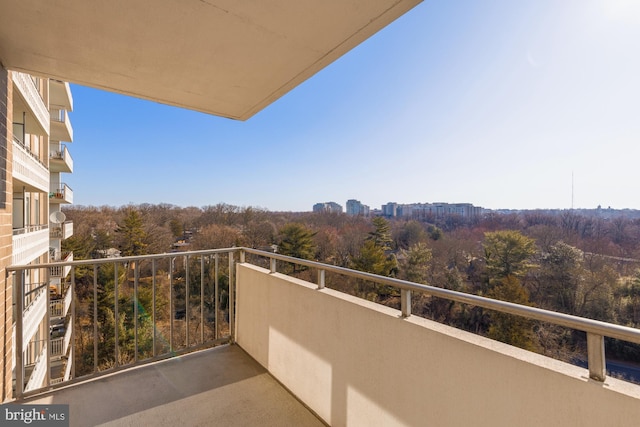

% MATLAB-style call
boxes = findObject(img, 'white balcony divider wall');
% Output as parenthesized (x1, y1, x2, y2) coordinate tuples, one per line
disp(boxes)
(24, 345, 47, 392)
(236, 262, 640, 427)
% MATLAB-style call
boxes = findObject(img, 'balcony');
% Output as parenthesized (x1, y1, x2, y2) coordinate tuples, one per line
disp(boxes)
(12, 226, 49, 265)
(49, 251, 73, 278)
(49, 80, 73, 112)
(49, 183, 73, 204)
(50, 220, 73, 240)
(12, 137, 49, 193)
(49, 107, 73, 142)
(49, 284, 72, 319)
(11, 71, 49, 136)
(10, 248, 640, 426)
(49, 145, 74, 173)
(24, 344, 47, 393)
(50, 323, 72, 361)
(21, 283, 47, 350)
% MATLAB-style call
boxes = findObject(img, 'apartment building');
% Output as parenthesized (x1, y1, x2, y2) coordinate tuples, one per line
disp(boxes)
(1, 70, 75, 399)
(312, 202, 343, 214)
(346, 199, 370, 216)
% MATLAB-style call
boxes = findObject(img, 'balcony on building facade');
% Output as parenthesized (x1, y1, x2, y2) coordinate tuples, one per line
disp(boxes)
(48, 79, 73, 112)
(49, 284, 72, 319)
(49, 221, 73, 241)
(24, 343, 47, 393)
(11, 71, 49, 136)
(49, 183, 73, 204)
(20, 282, 47, 356)
(12, 137, 49, 193)
(9, 248, 640, 426)
(49, 107, 73, 142)
(50, 323, 72, 362)
(49, 252, 73, 279)
(49, 145, 73, 173)
(12, 226, 49, 266)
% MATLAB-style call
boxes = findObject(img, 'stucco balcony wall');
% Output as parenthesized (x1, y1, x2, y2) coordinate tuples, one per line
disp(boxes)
(235, 263, 640, 427)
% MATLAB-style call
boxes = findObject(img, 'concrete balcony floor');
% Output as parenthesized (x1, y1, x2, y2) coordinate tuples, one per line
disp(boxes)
(23, 345, 325, 427)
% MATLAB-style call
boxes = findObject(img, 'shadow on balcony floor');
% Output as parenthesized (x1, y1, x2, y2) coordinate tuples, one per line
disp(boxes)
(23, 345, 325, 427)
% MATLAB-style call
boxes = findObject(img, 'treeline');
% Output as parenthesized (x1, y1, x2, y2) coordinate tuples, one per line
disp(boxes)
(62, 204, 640, 369)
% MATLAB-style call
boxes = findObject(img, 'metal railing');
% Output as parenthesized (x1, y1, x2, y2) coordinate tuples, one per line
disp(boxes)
(49, 183, 73, 203)
(49, 108, 68, 123)
(13, 225, 49, 236)
(24, 283, 47, 314)
(9, 248, 236, 399)
(50, 284, 71, 318)
(238, 248, 640, 383)
(8, 247, 640, 398)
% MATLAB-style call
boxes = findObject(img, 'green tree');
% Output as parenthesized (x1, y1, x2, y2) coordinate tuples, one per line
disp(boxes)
(368, 217, 392, 250)
(169, 219, 183, 238)
(483, 230, 536, 281)
(116, 208, 148, 256)
(277, 223, 317, 261)
(399, 243, 432, 284)
(536, 242, 584, 314)
(620, 269, 640, 325)
(427, 225, 443, 241)
(351, 240, 397, 277)
(486, 275, 538, 351)
(396, 221, 427, 249)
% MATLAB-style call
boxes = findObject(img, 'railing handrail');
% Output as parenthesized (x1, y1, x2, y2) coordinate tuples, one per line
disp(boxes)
(13, 224, 49, 235)
(10, 246, 640, 345)
(12, 136, 48, 169)
(240, 248, 640, 346)
(51, 183, 73, 193)
(9, 246, 640, 384)
(8, 247, 240, 270)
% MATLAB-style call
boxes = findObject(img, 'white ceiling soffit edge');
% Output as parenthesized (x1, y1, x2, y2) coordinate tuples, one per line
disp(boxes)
(0, 0, 422, 120)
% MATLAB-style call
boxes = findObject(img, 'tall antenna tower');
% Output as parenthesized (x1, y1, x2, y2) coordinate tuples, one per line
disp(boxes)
(571, 171, 574, 210)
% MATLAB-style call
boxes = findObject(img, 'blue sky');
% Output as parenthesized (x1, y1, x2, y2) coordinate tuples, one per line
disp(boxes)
(68, 0, 640, 212)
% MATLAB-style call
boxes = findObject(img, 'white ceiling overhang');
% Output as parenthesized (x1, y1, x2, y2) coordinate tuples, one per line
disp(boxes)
(0, 0, 421, 120)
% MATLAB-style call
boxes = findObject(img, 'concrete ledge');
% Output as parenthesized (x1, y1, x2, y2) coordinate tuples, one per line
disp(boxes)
(236, 263, 640, 427)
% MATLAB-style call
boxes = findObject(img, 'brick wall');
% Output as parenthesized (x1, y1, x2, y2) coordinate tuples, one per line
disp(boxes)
(0, 67, 14, 401)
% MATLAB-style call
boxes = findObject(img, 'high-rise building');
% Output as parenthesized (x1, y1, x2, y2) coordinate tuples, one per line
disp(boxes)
(1, 70, 76, 398)
(313, 202, 343, 214)
(346, 199, 370, 216)
(382, 202, 398, 217)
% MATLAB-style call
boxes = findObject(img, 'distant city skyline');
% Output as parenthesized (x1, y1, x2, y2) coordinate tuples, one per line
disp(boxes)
(68, 1, 640, 211)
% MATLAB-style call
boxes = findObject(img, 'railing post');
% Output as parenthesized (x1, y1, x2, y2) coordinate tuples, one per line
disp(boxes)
(214, 254, 219, 340)
(270, 257, 277, 274)
(318, 269, 325, 289)
(93, 265, 98, 373)
(185, 255, 190, 348)
(45, 268, 51, 387)
(587, 332, 606, 382)
(229, 251, 235, 343)
(152, 259, 156, 358)
(15, 270, 24, 399)
(134, 260, 139, 362)
(401, 289, 412, 318)
(169, 257, 174, 351)
(71, 266, 76, 380)
(200, 256, 205, 344)
(239, 249, 245, 264)
(114, 262, 119, 367)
